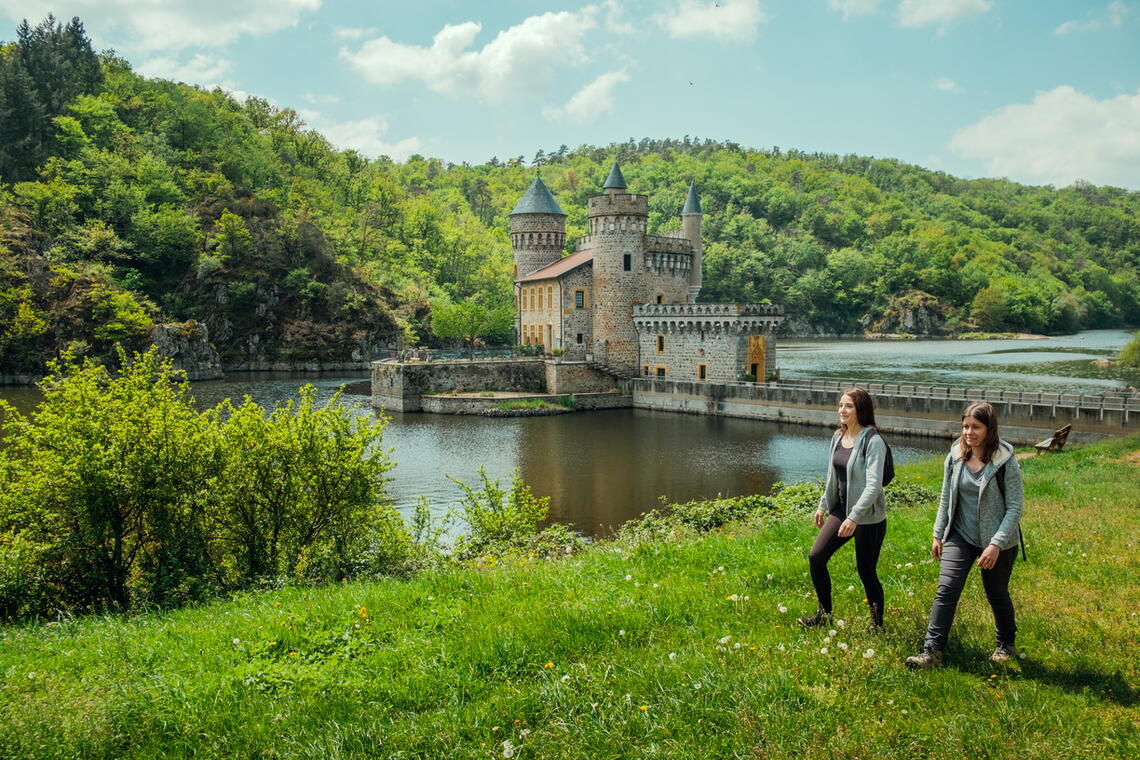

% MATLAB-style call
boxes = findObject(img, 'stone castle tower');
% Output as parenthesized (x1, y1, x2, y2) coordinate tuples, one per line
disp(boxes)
(510, 175, 565, 280)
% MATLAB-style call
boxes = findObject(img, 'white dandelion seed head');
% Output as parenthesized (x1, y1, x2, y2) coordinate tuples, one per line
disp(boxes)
(863, 648, 875, 658)
(694, 682, 702, 689)
(778, 605, 788, 613)
(625, 574, 632, 581)
(561, 674, 571, 682)
(820, 647, 829, 654)
(837, 619, 846, 627)
(829, 629, 837, 636)
(668, 652, 677, 660)
(733, 642, 742, 649)
(847, 585, 855, 592)
(619, 630, 626, 636)
(838, 642, 849, 651)
(766, 573, 774, 580)
(718, 635, 732, 644)
(777, 644, 786, 651)
(232, 638, 241, 644)
(502, 739, 516, 758)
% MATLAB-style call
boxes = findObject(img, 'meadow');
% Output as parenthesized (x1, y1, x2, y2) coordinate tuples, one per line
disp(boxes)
(1, 435, 1136, 759)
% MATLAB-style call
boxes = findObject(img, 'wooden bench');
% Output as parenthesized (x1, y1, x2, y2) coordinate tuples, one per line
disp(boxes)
(1033, 424, 1072, 455)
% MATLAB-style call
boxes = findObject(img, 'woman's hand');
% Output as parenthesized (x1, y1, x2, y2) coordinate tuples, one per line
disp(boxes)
(837, 518, 857, 538)
(977, 544, 1001, 570)
(813, 509, 826, 528)
(931, 537, 943, 560)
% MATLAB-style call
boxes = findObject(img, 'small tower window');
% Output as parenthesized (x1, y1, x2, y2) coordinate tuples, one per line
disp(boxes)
(575, 289, 585, 309)
(698, 364, 707, 380)
(642, 365, 649, 376)
(576, 333, 584, 344)
(656, 335, 665, 353)
(656, 367, 666, 378)
(656, 294, 664, 304)
(623, 253, 631, 271)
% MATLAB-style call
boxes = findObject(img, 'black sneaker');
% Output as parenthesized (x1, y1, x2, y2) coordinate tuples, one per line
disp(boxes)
(797, 610, 833, 628)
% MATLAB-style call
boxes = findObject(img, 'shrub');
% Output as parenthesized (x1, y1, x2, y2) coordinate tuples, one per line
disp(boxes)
(1119, 332, 1140, 368)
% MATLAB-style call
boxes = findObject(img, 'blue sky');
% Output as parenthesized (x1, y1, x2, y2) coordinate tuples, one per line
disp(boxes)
(2, 1, 1138, 189)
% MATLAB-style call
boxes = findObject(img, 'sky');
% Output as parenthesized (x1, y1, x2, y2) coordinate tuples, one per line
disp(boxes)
(1, 1, 1138, 189)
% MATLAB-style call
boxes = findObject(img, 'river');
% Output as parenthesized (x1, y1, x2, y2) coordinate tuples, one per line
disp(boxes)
(2, 329, 1134, 536)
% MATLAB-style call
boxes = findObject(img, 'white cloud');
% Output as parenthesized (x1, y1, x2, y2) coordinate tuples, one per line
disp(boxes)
(0, 1, 321, 51)
(340, 9, 597, 101)
(543, 71, 631, 122)
(656, 0, 767, 43)
(333, 26, 377, 41)
(949, 85, 1140, 189)
(1054, 1, 1133, 35)
(315, 116, 423, 161)
(303, 92, 341, 106)
(898, 0, 991, 29)
(933, 76, 961, 92)
(138, 53, 232, 85)
(828, 0, 882, 20)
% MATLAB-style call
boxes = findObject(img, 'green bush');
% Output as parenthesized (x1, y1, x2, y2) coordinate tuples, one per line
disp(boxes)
(0, 349, 410, 620)
(1119, 332, 1140, 368)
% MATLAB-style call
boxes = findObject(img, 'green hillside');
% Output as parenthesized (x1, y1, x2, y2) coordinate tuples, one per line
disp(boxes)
(2, 16, 1139, 375)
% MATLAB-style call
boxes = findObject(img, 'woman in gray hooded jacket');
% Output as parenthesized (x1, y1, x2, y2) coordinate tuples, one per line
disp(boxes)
(907, 401, 1024, 669)
(799, 387, 888, 630)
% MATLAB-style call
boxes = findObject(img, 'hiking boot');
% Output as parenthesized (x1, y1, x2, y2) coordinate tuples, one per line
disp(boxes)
(905, 649, 944, 669)
(797, 609, 833, 628)
(990, 644, 1018, 663)
(868, 602, 884, 631)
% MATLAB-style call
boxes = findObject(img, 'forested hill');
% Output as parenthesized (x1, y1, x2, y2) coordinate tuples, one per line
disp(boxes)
(2, 17, 1138, 376)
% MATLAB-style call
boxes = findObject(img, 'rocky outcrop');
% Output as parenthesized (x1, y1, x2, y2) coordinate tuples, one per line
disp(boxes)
(149, 321, 223, 380)
(866, 290, 950, 337)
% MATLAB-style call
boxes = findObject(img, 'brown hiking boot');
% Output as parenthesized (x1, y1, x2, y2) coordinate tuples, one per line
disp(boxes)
(797, 609, 833, 628)
(990, 644, 1019, 663)
(905, 649, 944, 669)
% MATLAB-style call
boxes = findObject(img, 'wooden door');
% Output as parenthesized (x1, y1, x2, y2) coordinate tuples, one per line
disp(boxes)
(748, 336, 766, 380)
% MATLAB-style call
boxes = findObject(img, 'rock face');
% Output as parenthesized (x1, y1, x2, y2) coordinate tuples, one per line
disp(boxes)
(149, 322, 223, 380)
(865, 290, 949, 337)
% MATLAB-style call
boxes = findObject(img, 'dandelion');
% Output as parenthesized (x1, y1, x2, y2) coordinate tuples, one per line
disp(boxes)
(268, 641, 277, 647)
(652, 583, 659, 588)
(1019, 652, 1027, 659)
(726, 594, 739, 602)
(847, 585, 855, 592)
(766, 573, 773, 580)
(625, 574, 632, 581)
(905, 562, 913, 568)
(561, 674, 571, 683)
(863, 648, 875, 658)
(733, 642, 742, 649)
(828, 629, 837, 637)
(837, 619, 846, 628)
(544, 662, 554, 668)
(820, 647, 829, 654)
(693, 682, 702, 689)
(777, 644, 786, 652)
(232, 638, 241, 645)
(718, 635, 732, 644)
(639, 705, 649, 711)
(273, 601, 281, 607)
(822, 637, 831, 644)
(668, 652, 677, 661)
(357, 606, 369, 619)
(502, 739, 516, 758)
(778, 604, 788, 613)
(744, 595, 750, 601)
(619, 630, 626, 636)
(838, 642, 848, 651)
(717, 566, 724, 572)
(27, 672, 35, 680)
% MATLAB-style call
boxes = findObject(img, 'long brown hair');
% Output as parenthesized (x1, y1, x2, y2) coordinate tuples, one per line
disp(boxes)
(961, 401, 1000, 463)
(839, 386, 877, 432)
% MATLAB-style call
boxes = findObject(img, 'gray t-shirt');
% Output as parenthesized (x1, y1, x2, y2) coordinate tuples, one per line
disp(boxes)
(950, 465, 985, 547)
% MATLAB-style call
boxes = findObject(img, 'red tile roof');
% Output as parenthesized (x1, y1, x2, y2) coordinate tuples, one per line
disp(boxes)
(517, 251, 594, 282)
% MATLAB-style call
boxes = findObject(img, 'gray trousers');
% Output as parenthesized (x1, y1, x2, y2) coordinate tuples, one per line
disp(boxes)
(923, 537, 1017, 652)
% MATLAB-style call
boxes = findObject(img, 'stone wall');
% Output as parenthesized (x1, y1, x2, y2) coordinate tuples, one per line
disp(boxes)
(632, 379, 1140, 444)
(149, 321, 224, 380)
(546, 361, 623, 394)
(371, 360, 546, 412)
(559, 267, 593, 360)
(422, 391, 630, 415)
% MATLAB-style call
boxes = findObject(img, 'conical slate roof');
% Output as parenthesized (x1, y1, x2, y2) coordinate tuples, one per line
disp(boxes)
(510, 175, 566, 215)
(682, 181, 702, 214)
(603, 162, 627, 190)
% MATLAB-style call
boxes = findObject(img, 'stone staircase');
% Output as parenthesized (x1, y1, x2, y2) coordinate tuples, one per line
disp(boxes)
(586, 361, 635, 381)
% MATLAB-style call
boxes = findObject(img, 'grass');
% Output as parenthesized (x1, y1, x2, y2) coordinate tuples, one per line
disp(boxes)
(1, 436, 1138, 759)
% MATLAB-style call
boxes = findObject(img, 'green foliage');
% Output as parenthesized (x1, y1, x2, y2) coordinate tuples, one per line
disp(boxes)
(0, 349, 409, 619)
(430, 298, 514, 355)
(1118, 332, 1140, 368)
(450, 467, 583, 559)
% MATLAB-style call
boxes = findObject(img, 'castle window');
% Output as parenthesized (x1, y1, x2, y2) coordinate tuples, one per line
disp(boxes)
(575, 289, 585, 309)
(698, 364, 708, 380)
(656, 366, 666, 378)
(656, 294, 664, 304)
(576, 333, 583, 344)
(623, 253, 631, 271)
(643, 365, 649, 376)
(538, 289, 543, 310)
(547, 285, 553, 309)
(656, 335, 665, 353)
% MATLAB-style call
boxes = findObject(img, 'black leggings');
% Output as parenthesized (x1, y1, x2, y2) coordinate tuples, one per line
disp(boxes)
(808, 515, 886, 615)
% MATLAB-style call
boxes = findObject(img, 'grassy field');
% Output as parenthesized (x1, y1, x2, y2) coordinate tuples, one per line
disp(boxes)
(1, 435, 1137, 759)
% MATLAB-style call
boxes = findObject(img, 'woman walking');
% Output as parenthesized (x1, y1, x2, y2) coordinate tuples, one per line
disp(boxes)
(907, 401, 1024, 669)
(800, 387, 888, 630)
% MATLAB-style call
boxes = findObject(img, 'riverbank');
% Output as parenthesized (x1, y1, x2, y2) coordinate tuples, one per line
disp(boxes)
(1, 435, 1136, 759)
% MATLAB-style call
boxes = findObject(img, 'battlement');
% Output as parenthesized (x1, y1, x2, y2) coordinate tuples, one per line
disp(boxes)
(588, 193, 649, 218)
(632, 303, 785, 335)
(644, 235, 693, 255)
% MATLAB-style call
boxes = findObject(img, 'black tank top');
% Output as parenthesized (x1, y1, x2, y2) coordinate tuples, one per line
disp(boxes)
(832, 443, 853, 517)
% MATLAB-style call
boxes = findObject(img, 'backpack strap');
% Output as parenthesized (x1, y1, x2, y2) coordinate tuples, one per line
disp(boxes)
(994, 461, 1028, 562)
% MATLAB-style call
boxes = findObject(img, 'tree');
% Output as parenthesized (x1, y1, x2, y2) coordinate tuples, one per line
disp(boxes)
(430, 299, 513, 356)
(970, 286, 1008, 331)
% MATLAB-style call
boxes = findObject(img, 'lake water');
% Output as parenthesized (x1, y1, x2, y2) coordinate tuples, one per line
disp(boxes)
(2, 329, 1135, 536)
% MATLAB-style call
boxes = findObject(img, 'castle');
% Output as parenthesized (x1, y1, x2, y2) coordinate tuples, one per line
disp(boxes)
(511, 163, 784, 383)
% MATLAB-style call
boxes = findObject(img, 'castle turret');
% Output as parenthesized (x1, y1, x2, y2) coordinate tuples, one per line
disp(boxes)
(588, 162, 648, 371)
(510, 175, 566, 278)
(682, 182, 703, 302)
